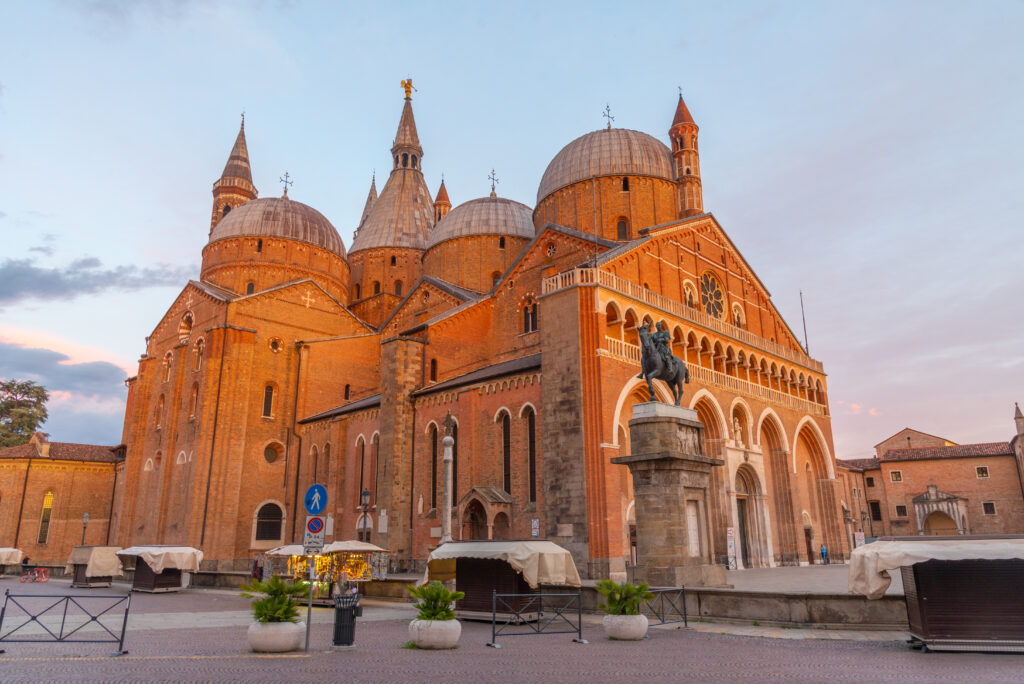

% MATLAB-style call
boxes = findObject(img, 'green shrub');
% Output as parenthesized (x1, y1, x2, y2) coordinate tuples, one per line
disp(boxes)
(595, 579, 654, 616)
(240, 575, 309, 623)
(407, 580, 465, 621)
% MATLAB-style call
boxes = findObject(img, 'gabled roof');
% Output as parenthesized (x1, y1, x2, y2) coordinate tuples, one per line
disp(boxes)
(381, 275, 482, 331)
(412, 353, 541, 397)
(881, 443, 1012, 463)
(299, 394, 382, 424)
(873, 427, 956, 449)
(837, 457, 880, 471)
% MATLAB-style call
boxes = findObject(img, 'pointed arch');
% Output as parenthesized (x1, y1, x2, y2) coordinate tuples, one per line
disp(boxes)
(794, 417, 835, 478)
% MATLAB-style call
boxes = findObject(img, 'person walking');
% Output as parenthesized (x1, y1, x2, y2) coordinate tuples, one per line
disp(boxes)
(820, 544, 828, 565)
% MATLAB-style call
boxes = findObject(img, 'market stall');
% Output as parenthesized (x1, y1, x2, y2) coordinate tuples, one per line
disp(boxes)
(422, 540, 582, 620)
(0, 547, 23, 575)
(66, 546, 123, 587)
(850, 535, 1024, 652)
(265, 540, 390, 605)
(117, 546, 204, 593)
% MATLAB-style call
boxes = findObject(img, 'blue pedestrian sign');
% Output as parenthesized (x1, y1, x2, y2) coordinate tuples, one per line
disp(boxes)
(304, 484, 327, 515)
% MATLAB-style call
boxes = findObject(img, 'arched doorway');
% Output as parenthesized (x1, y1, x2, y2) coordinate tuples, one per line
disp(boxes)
(924, 511, 956, 535)
(463, 499, 487, 540)
(693, 394, 728, 565)
(492, 512, 510, 539)
(734, 467, 757, 568)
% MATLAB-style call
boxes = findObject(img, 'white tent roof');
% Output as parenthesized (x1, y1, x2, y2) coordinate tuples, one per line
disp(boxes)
(117, 546, 204, 573)
(424, 540, 581, 589)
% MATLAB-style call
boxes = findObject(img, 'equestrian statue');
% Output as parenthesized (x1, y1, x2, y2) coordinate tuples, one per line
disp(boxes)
(636, 321, 690, 406)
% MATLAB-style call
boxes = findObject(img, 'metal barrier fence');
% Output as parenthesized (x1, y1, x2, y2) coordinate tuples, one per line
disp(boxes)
(0, 589, 131, 656)
(643, 587, 687, 627)
(486, 590, 588, 648)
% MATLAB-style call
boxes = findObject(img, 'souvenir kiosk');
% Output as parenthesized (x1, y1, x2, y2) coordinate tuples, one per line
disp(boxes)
(117, 546, 204, 593)
(850, 535, 1024, 653)
(0, 548, 23, 575)
(421, 540, 582, 620)
(265, 540, 390, 605)
(66, 546, 123, 587)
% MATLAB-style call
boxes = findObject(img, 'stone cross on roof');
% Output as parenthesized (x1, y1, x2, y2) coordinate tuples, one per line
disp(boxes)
(603, 104, 615, 130)
(279, 171, 293, 198)
(488, 168, 499, 197)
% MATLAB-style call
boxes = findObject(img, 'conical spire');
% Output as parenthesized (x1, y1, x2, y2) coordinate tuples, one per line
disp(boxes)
(434, 178, 451, 223)
(435, 178, 449, 205)
(358, 174, 378, 228)
(671, 93, 696, 128)
(391, 82, 424, 169)
(221, 117, 254, 184)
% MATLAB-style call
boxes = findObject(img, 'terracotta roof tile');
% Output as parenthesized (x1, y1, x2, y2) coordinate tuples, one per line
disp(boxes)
(0, 441, 121, 463)
(837, 457, 880, 471)
(881, 442, 1012, 462)
(671, 94, 696, 128)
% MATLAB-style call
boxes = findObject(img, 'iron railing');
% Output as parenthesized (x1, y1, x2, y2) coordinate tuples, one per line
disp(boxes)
(643, 587, 688, 627)
(486, 590, 588, 648)
(0, 589, 130, 656)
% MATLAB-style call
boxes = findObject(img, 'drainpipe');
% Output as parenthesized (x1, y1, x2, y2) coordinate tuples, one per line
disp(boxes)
(13, 455, 31, 548)
(105, 463, 118, 545)
(200, 309, 230, 547)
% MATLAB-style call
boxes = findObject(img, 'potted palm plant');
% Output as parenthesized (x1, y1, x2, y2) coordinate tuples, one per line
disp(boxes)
(406, 580, 465, 649)
(595, 579, 654, 640)
(240, 575, 309, 652)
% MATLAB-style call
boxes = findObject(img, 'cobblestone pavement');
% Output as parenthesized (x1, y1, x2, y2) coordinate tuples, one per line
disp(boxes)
(1, 580, 1019, 683)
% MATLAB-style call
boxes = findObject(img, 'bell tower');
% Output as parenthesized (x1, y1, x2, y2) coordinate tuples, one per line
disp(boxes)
(669, 93, 703, 218)
(434, 179, 451, 224)
(210, 115, 258, 233)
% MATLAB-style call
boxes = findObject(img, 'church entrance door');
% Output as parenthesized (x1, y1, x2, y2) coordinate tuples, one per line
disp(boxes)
(736, 499, 750, 569)
(804, 527, 814, 564)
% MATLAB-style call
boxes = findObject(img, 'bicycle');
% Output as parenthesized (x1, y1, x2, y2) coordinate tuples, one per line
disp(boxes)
(19, 567, 50, 583)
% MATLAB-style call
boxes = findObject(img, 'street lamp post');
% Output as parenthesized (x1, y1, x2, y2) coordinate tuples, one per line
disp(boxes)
(81, 512, 89, 545)
(360, 488, 371, 542)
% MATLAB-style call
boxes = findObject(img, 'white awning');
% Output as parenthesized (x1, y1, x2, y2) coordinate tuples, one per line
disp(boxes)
(265, 540, 388, 557)
(117, 546, 204, 573)
(849, 538, 1024, 599)
(0, 548, 23, 565)
(423, 540, 581, 589)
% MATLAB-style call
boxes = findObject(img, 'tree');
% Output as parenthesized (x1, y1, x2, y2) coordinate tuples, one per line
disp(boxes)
(0, 379, 49, 448)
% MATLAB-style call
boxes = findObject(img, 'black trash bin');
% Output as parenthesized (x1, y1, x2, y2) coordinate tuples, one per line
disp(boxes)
(333, 593, 362, 647)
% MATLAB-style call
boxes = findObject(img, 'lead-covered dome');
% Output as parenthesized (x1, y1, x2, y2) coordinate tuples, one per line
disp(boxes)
(427, 196, 534, 249)
(209, 197, 347, 258)
(537, 128, 674, 203)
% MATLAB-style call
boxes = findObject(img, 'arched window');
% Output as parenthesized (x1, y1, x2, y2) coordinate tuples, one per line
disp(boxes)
(430, 424, 438, 509)
(622, 177, 630, 192)
(394, 155, 399, 167)
(372, 434, 381, 507)
(501, 412, 511, 494)
(193, 339, 204, 371)
(411, 155, 417, 168)
(390, 256, 397, 266)
(189, 384, 199, 418)
(402, 153, 409, 167)
(222, 204, 231, 217)
(395, 280, 403, 297)
(344, 384, 351, 400)
(616, 219, 629, 241)
(163, 352, 173, 382)
(523, 300, 538, 333)
(373, 281, 381, 295)
(178, 312, 193, 343)
(526, 407, 537, 503)
(353, 283, 361, 300)
(254, 503, 283, 541)
(499, 236, 506, 249)
(310, 446, 319, 485)
(357, 437, 366, 494)
(452, 422, 459, 504)
(257, 238, 263, 253)
(492, 272, 501, 288)
(246, 282, 255, 295)
(430, 359, 437, 382)
(37, 490, 54, 544)
(155, 395, 165, 430)
(262, 385, 274, 418)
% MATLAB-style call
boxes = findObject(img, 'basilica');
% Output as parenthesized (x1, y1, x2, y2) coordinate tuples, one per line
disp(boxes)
(7, 85, 848, 576)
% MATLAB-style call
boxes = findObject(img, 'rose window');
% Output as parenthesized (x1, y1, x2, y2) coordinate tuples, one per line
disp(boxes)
(700, 273, 724, 319)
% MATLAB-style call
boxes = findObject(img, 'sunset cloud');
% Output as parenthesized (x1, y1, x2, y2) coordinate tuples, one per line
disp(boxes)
(0, 257, 195, 306)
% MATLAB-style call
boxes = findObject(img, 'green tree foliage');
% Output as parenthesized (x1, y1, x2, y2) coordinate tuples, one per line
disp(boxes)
(407, 580, 464, 621)
(595, 579, 654, 616)
(0, 379, 49, 448)
(240, 575, 309, 623)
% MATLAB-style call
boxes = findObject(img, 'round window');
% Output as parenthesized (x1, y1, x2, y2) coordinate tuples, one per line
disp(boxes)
(268, 337, 282, 353)
(700, 273, 725, 319)
(264, 445, 279, 463)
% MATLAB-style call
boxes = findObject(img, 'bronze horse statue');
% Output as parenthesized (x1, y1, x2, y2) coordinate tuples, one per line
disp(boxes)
(636, 321, 690, 406)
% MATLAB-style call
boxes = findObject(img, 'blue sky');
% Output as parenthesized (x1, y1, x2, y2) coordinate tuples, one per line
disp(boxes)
(1, 1, 1021, 458)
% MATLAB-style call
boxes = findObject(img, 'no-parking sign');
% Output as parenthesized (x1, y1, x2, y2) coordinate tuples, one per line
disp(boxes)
(304, 515, 325, 554)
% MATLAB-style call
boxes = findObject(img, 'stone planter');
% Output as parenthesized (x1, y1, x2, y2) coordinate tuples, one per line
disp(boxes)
(603, 614, 648, 640)
(408, 618, 461, 649)
(247, 621, 305, 652)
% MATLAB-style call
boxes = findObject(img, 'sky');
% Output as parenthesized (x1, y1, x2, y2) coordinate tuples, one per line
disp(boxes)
(0, 1, 1022, 459)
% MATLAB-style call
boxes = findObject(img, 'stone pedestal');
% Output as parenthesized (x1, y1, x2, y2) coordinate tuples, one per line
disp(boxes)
(611, 402, 728, 587)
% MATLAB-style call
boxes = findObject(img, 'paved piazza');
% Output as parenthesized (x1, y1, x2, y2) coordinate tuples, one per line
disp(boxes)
(1, 579, 1020, 682)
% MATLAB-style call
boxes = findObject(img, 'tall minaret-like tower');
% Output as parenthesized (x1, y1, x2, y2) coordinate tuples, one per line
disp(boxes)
(210, 116, 258, 233)
(669, 93, 703, 217)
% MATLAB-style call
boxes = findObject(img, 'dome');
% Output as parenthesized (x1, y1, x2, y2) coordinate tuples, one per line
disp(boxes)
(209, 197, 346, 258)
(537, 128, 674, 203)
(349, 169, 434, 253)
(427, 196, 534, 249)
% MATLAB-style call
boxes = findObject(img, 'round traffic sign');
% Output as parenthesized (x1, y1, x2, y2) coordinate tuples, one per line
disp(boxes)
(307, 517, 324, 534)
